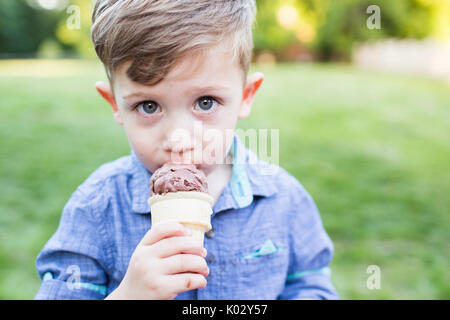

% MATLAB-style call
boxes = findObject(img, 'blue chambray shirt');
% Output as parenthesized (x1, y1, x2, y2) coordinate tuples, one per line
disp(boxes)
(35, 135, 338, 300)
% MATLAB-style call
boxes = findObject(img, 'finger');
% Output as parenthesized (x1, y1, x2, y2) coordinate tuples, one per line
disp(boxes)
(139, 221, 190, 246)
(165, 273, 207, 294)
(152, 236, 206, 258)
(162, 254, 209, 277)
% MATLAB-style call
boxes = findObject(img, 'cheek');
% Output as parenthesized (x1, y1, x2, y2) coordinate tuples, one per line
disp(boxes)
(121, 109, 159, 144)
(200, 101, 240, 146)
(130, 137, 163, 172)
(200, 122, 237, 167)
(206, 102, 239, 129)
(121, 119, 165, 172)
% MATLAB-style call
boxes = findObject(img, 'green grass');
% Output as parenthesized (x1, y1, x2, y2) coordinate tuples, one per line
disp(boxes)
(0, 59, 449, 299)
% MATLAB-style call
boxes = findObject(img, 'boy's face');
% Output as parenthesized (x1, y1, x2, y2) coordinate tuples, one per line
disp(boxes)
(95, 44, 263, 174)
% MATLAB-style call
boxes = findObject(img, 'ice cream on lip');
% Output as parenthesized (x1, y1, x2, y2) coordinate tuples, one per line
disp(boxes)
(150, 163, 209, 196)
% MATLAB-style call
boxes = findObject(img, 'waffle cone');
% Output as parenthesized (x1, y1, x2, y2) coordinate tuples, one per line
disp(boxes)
(148, 191, 214, 244)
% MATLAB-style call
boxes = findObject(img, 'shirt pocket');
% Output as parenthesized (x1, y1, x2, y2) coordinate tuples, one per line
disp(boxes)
(220, 238, 289, 299)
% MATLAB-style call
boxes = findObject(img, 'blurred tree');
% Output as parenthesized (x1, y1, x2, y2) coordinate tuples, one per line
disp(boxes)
(54, 0, 96, 57)
(0, 0, 444, 60)
(253, 0, 297, 52)
(254, 0, 435, 61)
(253, 0, 323, 61)
(312, 0, 434, 60)
(421, 0, 450, 40)
(0, 0, 62, 56)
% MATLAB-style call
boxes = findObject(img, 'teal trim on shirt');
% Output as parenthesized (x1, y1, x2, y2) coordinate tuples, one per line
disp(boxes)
(76, 282, 107, 296)
(230, 135, 254, 208)
(286, 267, 331, 281)
(42, 272, 107, 296)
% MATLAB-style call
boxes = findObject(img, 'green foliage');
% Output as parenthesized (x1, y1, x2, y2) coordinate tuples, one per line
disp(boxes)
(54, 0, 97, 57)
(312, 0, 434, 60)
(253, 0, 298, 51)
(0, 0, 63, 55)
(254, 0, 435, 61)
(0, 0, 440, 61)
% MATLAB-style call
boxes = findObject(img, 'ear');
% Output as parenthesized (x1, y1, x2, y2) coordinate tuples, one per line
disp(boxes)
(95, 81, 123, 125)
(239, 72, 264, 119)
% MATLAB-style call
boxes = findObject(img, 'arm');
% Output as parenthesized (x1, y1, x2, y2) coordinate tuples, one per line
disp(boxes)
(34, 188, 111, 300)
(278, 187, 339, 300)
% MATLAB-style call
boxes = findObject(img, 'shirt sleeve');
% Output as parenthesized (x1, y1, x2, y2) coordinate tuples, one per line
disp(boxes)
(34, 186, 112, 300)
(278, 181, 339, 300)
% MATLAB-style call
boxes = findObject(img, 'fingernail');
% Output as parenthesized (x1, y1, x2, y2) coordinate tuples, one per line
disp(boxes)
(184, 227, 191, 235)
(202, 248, 207, 257)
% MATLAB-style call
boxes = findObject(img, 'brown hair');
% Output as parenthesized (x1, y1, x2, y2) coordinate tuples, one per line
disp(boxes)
(91, 0, 256, 87)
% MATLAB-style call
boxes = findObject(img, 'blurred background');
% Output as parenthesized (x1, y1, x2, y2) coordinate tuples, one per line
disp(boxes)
(0, 0, 449, 299)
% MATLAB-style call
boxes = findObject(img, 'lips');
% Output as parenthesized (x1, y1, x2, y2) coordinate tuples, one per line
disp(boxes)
(164, 148, 203, 166)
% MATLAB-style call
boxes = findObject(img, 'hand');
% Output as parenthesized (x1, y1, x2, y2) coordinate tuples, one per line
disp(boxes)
(105, 221, 209, 300)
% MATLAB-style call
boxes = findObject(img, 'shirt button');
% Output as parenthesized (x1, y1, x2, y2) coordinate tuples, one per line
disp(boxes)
(205, 228, 215, 239)
(206, 252, 216, 264)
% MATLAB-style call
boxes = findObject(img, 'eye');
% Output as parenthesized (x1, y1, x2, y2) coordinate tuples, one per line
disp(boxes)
(136, 101, 160, 115)
(195, 96, 218, 112)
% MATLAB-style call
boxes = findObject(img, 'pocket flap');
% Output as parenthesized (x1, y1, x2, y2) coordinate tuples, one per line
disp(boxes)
(242, 239, 280, 259)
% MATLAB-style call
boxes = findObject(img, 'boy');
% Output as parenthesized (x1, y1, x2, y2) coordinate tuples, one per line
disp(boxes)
(35, 0, 338, 300)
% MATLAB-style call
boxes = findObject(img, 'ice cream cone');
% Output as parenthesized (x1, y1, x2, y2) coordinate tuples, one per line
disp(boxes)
(148, 191, 214, 244)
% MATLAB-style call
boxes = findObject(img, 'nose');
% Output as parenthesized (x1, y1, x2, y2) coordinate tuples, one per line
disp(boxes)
(160, 109, 206, 164)
(161, 118, 196, 158)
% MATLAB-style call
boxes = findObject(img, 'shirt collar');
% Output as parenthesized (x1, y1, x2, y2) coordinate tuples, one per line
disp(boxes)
(130, 134, 278, 214)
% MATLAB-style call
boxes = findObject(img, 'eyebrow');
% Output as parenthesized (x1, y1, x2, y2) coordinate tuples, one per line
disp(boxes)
(123, 85, 231, 100)
(123, 92, 152, 100)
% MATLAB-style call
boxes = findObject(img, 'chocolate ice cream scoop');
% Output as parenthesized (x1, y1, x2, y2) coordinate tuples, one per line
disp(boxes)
(150, 163, 209, 196)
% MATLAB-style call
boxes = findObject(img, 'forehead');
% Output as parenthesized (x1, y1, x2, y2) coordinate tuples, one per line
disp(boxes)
(114, 45, 244, 96)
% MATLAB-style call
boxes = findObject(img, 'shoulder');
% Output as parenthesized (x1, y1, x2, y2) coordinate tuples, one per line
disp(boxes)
(246, 155, 310, 202)
(268, 165, 313, 210)
(67, 155, 134, 215)
(253, 162, 331, 244)
(273, 166, 309, 197)
(82, 155, 134, 187)
(247, 156, 319, 220)
(270, 166, 326, 234)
